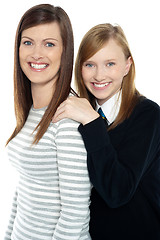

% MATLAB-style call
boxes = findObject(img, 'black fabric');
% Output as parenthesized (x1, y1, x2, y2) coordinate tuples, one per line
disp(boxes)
(78, 98, 160, 240)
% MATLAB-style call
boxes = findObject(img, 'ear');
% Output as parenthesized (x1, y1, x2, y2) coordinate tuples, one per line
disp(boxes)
(124, 56, 132, 76)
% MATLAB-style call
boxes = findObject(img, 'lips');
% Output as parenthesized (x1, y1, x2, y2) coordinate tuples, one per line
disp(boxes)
(29, 62, 49, 71)
(92, 82, 111, 89)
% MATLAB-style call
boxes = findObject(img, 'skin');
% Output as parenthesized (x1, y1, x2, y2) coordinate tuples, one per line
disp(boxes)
(19, 22, 63, 109)
(53, 39, 132, 125)
(82, 40, 131, 105)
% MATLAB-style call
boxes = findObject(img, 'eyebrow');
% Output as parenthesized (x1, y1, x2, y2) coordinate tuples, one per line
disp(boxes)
(85, 59, 116, 62)
(105, 59, 116, 62)
(21, 36, 59, 42)
(44, 38, 59, 42)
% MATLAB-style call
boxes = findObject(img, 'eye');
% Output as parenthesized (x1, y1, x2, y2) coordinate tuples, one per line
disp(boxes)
(107, 62, 115, 67)
(85, 63, 94, 68)
(23, 41, 32, 46)
(46, 42, 55, 47)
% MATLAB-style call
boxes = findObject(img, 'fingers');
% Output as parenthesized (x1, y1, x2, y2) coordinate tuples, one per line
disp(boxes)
(52, 96, 94, 124)
(52, 98, 73, 123)
(52, 105, 65, 123)
(52, 111, 67, 123)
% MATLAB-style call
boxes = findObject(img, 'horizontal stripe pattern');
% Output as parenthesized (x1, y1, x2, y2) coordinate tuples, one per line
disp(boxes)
(4, 106, 91, 240)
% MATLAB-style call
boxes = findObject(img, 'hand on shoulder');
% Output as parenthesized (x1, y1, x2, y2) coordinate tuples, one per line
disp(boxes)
(52, 96, 99, 125)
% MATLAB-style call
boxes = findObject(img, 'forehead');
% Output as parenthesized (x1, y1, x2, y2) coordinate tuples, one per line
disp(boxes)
(21, 22, 62, 40)
(88, 39, 125, 61)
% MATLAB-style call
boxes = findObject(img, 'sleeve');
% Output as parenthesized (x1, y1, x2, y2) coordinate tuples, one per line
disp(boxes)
(4, 190, 18, 240)
(78, 99, 160, 208)
(53, 119, 91, 240)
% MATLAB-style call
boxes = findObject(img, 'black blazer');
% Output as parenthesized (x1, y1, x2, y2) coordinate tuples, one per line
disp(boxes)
(79, 98, 160, 240)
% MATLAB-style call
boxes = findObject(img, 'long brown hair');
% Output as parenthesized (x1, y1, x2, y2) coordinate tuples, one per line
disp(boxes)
(75, 23, 141, 129)
(7, 4, 74, 145)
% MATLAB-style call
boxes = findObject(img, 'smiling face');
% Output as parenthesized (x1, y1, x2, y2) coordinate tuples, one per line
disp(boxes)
(19, 22, 63, 91)
(82, 39, 132, 105)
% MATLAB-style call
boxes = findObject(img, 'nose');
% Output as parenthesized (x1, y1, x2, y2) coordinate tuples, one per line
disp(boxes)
(31, 45, 43, 61)
(94, 66, 106, 82)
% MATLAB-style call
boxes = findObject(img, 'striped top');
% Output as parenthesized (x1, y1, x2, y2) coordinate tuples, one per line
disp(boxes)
(4, 106, 91, 240)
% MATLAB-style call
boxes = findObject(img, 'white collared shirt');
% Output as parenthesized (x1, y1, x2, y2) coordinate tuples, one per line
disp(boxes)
(96, 91, 122, 125)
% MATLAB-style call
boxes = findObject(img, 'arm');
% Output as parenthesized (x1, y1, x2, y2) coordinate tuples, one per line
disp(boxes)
(53, 119, 91, 240)
(79, 99, 160, 208)
(4, 190, 18, 240)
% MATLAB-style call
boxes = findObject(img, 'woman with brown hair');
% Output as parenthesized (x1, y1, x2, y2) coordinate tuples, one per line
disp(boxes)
(4, 4, 91, 240)
(53, 23, 160, 239)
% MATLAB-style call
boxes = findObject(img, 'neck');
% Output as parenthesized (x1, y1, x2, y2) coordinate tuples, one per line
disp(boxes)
(31, 82, 55, 109)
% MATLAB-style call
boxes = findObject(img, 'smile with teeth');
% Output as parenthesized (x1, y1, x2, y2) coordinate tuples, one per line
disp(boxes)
(93, 82, 110, 88)
(30, 63, 48, 69)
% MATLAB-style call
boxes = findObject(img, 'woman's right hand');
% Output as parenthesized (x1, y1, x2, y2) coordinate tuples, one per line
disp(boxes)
(52, 96, 99, 125)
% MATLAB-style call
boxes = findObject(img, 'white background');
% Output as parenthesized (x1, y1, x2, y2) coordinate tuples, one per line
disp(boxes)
(0, 0, 160, 237)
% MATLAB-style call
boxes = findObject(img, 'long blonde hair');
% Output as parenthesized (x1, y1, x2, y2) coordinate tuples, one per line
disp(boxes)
(7, 4, 74, 145)
(75, 23, 141, 129)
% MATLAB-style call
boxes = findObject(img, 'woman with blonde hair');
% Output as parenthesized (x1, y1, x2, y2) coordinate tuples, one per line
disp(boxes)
(4, 4, 91, 240)
(53, 23, 160, 239)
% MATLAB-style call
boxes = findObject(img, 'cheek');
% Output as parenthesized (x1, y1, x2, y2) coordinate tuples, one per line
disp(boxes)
(19, 47, 28, 68)
(50, 51, 62, 66)
(82, 68, 91, 82)
(112, 67, 125, 81)
(81, 67, 86, 79)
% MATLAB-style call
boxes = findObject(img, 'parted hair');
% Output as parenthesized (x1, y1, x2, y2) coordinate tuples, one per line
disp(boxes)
(75, 23, 141, 129)
(7, 4, 74, 144)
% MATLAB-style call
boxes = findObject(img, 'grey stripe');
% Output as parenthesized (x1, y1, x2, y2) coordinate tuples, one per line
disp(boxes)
(5, 107, 91, 240)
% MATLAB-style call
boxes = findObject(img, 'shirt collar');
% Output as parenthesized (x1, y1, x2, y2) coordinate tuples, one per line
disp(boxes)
(96, 91, 122, 124)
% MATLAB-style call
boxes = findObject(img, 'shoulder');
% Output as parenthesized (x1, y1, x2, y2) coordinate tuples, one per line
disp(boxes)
(127, 97, 160, 137)
(138, 97, 159, 110)
(132, 97, 160, 121)
(54, 119, 86, 148)
(52, 118, 82, 137)
(51, 118, 80, 127)
(55, 118, 80, 129)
